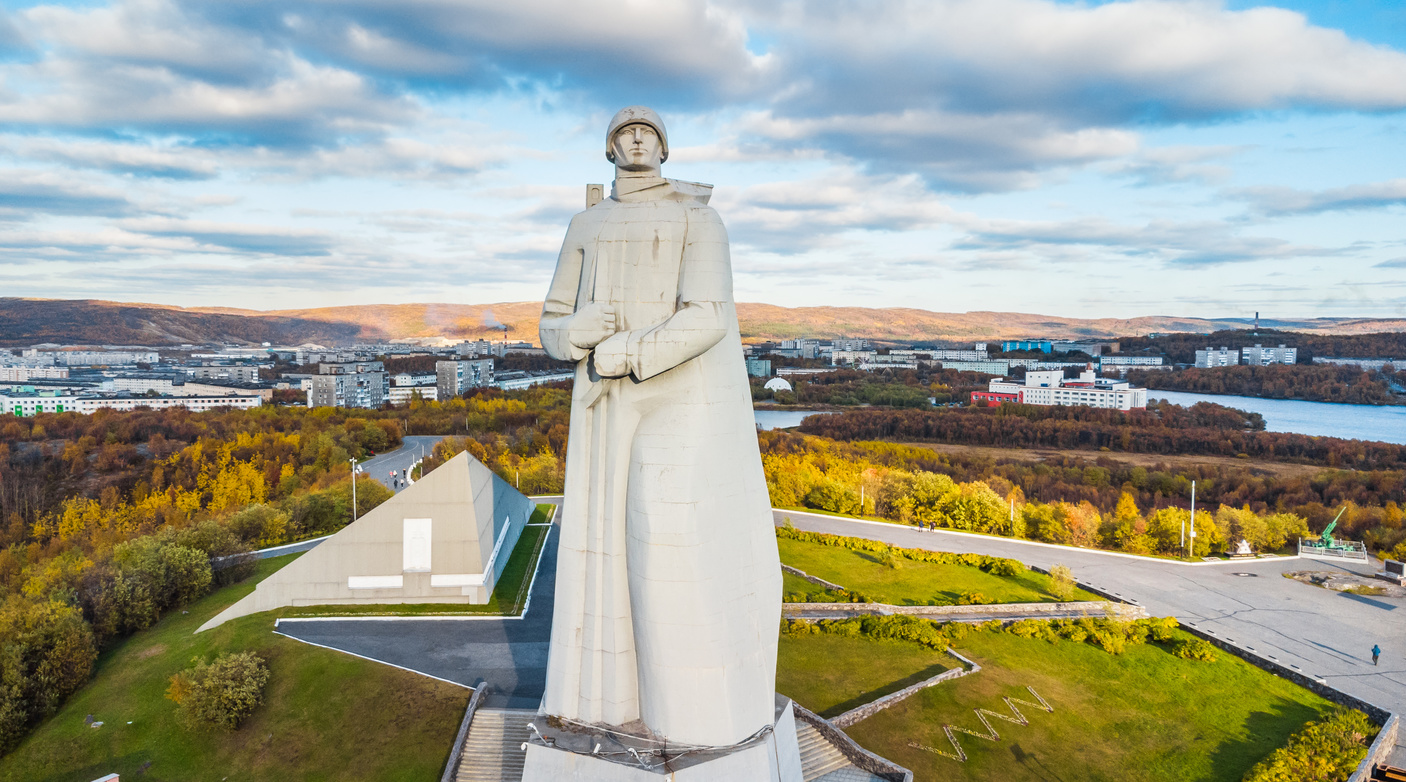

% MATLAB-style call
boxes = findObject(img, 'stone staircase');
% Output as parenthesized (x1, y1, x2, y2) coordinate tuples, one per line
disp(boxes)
(454, 708, 535, 782)
(798, 720, 851, 781)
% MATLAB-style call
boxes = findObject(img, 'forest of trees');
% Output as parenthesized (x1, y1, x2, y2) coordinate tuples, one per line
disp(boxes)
(1127, 364, 1401, 406)
(0, 386, 570, 751)
(760, 430, 1406, 554)
(1116, 329, 1406, 364)
(799, 402, 1406, 470)
(762, 431, 1326, 559)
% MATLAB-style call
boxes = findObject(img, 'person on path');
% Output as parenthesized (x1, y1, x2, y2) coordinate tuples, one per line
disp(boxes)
(1373, 644, 1381, 665)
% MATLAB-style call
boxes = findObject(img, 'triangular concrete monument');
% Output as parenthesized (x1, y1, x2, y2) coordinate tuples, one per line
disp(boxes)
(198, 451, 537, 632)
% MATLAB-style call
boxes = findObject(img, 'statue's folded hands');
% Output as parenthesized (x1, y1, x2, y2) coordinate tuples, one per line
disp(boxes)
(591, 331, 631, 377)
(566, 301, 617, 349)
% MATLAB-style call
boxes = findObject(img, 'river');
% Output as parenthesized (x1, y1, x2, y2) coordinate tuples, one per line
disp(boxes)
(1147, 390, 1406, 445)
(755, 396, 1406, 445)
(753, 409, 829, 431)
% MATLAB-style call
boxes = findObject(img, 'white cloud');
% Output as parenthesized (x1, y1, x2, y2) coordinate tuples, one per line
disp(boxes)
(1234, 179, 1406, 215)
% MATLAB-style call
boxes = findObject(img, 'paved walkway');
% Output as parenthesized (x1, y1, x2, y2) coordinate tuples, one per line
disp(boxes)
(274, 525, 557, 709)
(774, 508, 1406, 764)
(358, 435, 446, 493)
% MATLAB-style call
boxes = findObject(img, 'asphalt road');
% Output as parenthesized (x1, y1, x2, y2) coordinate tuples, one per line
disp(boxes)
(774, 508, 1406, 764)
(358, 435, 445, 493)
(275, 524, 557, 709)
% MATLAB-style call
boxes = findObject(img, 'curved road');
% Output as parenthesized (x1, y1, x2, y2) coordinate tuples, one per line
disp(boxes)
(358, 435, 445, 493)
(774, 507, 1406, 764)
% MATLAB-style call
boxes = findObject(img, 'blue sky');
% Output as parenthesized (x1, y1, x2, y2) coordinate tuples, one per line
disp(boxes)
(0, 0, 1403, 319)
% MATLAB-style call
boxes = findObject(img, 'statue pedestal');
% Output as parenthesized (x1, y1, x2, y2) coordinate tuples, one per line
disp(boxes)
(522, 696, 804, 781)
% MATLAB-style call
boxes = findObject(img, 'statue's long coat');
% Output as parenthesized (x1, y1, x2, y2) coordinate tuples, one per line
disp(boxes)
(538, 177, 781, 746)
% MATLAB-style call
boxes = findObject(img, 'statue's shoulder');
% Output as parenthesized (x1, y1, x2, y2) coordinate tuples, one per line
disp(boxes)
(664, 179, 713, 205)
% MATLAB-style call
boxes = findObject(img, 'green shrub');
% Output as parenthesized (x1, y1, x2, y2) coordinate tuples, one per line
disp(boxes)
(1241, 708, 1375, 782)
(985, 559, 1025, 577)
(1048, 564, 1076, 601)
(0, 597, 98, 753)
(1171, 638, 1219, 662)
(956, 591, 990, 605)
(166, 652, 270, 731)
(1145, 616, 1179, 643)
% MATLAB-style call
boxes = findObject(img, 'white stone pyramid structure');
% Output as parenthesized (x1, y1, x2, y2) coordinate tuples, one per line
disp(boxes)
(199, 451, 537, 632)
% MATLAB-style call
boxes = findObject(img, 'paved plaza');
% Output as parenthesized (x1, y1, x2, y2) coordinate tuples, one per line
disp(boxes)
(274, 525, 557, 709)
(774, 508, 1406, 764)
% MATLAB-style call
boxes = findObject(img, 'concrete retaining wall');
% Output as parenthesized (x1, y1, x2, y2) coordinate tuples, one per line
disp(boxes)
(831, 650, 981, 729)
(439, 680, 488, 782)
(780, 564, 847, 593)
(1349, 714, 1399, 782)
(782, 600, 1147, 621)
(790, 701, 912, 782)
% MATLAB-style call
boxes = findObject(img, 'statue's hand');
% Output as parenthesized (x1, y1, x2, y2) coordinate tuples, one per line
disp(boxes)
(569, 303, 617, 349)
(593, 332, 631, 378)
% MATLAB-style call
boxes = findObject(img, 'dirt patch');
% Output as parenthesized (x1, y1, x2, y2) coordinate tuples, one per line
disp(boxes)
(898, 441, 1325, 477)
(1283, 570, 1405, 598)
(136, 644, 167, 660)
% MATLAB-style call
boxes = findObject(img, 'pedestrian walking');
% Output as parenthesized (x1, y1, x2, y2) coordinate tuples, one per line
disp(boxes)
(1373, 644, 1381, 665)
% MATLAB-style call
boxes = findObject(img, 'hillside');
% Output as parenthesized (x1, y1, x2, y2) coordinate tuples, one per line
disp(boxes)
(3, 297, 1404, 347)
(0, 298, 376, 347)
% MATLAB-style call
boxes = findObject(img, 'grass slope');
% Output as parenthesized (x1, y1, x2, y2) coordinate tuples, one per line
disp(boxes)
(0, 555, 470, 782)
(778, 537, 1097, 604)
(839, 631, 1336, 782)
(777, 635, 951, 718)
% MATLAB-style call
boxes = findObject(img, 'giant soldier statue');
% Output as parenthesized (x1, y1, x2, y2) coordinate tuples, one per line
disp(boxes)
(527, 107, 801, 779)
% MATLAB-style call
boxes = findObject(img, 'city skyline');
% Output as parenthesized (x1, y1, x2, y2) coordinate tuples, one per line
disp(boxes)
(0, 0, 1404, 318)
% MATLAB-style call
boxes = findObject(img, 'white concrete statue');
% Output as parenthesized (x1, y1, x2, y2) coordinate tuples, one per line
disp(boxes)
(537, 107, 785, 753)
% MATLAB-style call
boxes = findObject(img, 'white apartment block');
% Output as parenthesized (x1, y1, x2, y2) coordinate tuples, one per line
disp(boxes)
(0, 366, 70, 382)
(891, 349, 991, 362)
(831, 349, 877, 366)
(1242, 344, 1297, 366)
(388, 385, 439, 405)
(110, 377, 176, 393)
(47, 350, 160, 366)
(186, 365, 262, 383)
(1, 393, 261, 416)
(1195, 347, 1239, 368)
(983, 369, 1147, 411)
(436, 359, 494, 400)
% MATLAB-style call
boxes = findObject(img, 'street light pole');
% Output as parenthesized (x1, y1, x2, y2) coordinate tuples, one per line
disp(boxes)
(1188, 480, 1197, 558)
(350, 457, 358, 522)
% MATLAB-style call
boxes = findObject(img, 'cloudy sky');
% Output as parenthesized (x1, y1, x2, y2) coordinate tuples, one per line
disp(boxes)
(0, 0, 1403, 318)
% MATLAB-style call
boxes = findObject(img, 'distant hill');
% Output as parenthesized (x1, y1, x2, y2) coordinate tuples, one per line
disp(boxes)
(0, 298, 376, 347)
(2, 297, 1403, 347)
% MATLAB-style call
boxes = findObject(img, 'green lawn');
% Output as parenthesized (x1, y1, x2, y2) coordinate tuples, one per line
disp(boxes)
(777, 634, 951, 718)
(0, 555, 471, 782)
(836, 630, 1337, 782)
(778, 537, 1098, 605)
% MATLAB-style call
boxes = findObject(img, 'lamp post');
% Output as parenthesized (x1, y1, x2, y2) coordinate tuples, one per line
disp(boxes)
(1188, 480, 1197, 558)
(349, 457, 358, 522)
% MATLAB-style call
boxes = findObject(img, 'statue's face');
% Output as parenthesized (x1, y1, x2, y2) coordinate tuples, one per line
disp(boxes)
(611, 124, 662, 172)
